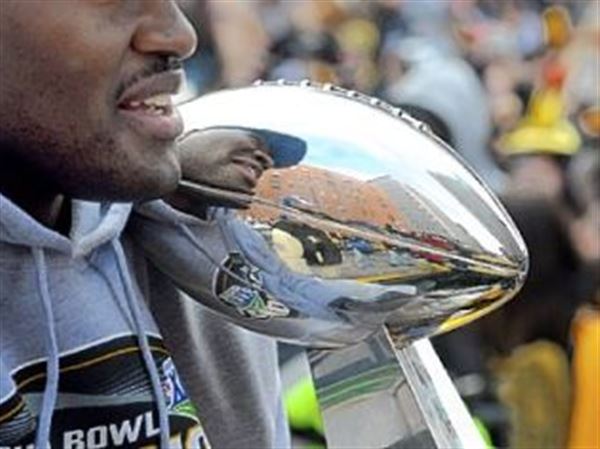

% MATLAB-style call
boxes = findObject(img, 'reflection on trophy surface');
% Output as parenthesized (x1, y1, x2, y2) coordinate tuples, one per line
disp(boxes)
(176, 81, 528, 350)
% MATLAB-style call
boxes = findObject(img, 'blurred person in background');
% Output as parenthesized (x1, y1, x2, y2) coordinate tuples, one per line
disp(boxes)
(263, 1, 348, 86)
(399, 0, 459, 54)
(565, 131, 600, 449)
(176, 0, 220, 100)
(477, 5, 598, 447)
(382, 36, 506, 191)
(268, 31, 342, 85)
(207, 0, 272, 88)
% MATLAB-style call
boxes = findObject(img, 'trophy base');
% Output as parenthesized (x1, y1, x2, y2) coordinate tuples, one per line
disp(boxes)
(308, 328, 486, 448)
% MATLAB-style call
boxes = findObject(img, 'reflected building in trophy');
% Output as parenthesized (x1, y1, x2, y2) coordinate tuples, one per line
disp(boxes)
(249, 165, 407, 231)
(431, 173, 521, 258)
(372, 176, 483, 252)
(243, 165, 417, 279)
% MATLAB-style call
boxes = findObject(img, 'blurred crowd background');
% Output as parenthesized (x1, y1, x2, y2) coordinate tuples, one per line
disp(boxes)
(178, 1, 599, 448)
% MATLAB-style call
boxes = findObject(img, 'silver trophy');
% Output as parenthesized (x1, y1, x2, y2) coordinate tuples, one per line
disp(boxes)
(177, 81, 528, 448)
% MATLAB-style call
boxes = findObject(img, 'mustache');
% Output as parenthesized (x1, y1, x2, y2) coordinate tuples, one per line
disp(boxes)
(116, 57, 184, 100)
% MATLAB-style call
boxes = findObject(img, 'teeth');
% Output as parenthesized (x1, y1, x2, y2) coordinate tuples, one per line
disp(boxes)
(148, 106, 163, 116)
(142, 94, 171, 108)
(122, 94, 172, 115)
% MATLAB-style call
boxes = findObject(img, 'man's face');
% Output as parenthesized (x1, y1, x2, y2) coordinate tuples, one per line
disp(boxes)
(0, 0, 197, 201)
(179, 128, 275, 194)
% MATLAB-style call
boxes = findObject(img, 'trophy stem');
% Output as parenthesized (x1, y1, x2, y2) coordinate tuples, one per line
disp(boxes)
(308, 328, 486, 448)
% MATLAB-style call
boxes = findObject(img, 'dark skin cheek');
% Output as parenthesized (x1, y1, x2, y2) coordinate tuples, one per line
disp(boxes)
(1, 0, 190, 213)
(2, 17, 113, 135)
(2, 0, 137, 124)
(2, 4, 132, 166)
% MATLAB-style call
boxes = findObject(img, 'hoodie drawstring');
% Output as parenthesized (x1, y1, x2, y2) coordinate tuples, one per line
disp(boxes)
(32, 248, 60, 449)
(111, 240, 170, 449)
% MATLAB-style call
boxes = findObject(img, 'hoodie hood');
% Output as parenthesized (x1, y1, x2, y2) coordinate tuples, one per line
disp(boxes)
(0, 194, 177, 449)
(0, 194, 132, 256)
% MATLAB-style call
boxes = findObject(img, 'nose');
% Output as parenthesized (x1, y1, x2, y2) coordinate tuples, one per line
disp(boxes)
(132, 1, 198, 61)
(254, 148, 275, 170)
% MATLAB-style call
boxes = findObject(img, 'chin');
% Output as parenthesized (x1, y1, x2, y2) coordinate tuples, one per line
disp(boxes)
(85, 163, 181, 203)
(137, 167, 181, 201)
(133, 150, 182, 199)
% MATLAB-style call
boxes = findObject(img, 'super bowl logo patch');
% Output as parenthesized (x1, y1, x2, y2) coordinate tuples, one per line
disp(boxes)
(214, 252, 290, 319)
(162, 358, 196, 419)
(161, 358, 212, 448)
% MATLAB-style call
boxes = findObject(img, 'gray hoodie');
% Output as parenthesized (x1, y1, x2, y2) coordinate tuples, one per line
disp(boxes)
(0, 194, 289, 449)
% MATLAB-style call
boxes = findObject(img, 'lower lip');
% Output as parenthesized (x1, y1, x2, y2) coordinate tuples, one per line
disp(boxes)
(118, 107, 184, 142)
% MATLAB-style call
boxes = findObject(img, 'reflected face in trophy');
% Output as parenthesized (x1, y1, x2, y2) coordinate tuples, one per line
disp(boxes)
(179, 128, 274, 194)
